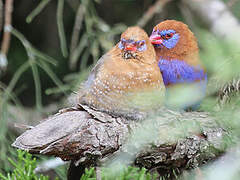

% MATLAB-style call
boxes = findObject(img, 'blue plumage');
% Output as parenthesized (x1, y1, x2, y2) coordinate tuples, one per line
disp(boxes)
(158, 59, 206, 86)
(159, 59, 207, 110)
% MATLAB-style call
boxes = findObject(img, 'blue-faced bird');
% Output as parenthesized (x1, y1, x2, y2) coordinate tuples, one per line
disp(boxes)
(79, 26, 165, 119)
(149, 20, 207, 110)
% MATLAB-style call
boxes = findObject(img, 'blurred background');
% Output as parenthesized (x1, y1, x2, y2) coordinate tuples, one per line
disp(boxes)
(1, 0, 240, 179)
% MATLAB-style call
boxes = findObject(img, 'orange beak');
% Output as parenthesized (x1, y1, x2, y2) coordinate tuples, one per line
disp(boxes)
(149, 34, 163, 45)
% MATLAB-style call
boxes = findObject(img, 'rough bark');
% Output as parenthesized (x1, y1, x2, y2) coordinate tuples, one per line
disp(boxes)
(12, 103, 227, 179)
(12, 105, 129, 161)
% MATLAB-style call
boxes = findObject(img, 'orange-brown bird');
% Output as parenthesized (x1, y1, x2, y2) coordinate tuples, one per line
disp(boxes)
(78, 26, 165, 119)
(149, 20, 207, 110)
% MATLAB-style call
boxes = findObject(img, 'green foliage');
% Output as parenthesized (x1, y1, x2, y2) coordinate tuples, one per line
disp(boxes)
(0, 102, 20, 172)
(80, 166, 158, 180)
(68, 0, 126, 71)
(9, 28, 66, 112)
(0, 150, 56, 180)
(0, 150, 158, 180)
(103, 166, 158, 180)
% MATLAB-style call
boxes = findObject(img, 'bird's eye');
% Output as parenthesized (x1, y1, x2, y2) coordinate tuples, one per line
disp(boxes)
(138, 41, 145, 47)
(136, 40, 146, 51)
(166, 34, 171, 38)
(162, 33, 173, 40)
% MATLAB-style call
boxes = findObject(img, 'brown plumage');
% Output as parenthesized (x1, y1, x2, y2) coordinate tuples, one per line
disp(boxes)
(153, 20, 201, 66)
(79, 26, 165, 119)
(152, 20, 200, 67)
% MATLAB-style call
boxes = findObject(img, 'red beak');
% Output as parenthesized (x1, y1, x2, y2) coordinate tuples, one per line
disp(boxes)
(149, 34, 163, 45)
(124, 44, 137, 51)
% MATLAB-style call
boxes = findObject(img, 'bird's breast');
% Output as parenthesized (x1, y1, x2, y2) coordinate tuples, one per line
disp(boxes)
(158, 59, 207, 86)
(158, 58, 207, 110)
(79, 59, 165, 117)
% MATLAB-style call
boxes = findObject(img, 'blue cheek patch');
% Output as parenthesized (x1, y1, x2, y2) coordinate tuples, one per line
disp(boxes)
(162, 34, 180, 49)
(118, 38, 127, 50)
(158, 59, 207, 86)
(118, 42, 124, 50)
(153, 29, 180, 49)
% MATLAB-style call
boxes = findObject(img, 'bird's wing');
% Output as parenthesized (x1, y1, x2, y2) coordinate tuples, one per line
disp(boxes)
(83, 53, 111, 89)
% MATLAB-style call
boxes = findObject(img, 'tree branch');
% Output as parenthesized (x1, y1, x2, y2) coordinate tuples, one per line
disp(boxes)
(69, 4, 85, 69)
(137, 0, 172, 27)
(12, 105, 227, 178)
(0, 0, 13, 74)
(0, 0, 3, 33)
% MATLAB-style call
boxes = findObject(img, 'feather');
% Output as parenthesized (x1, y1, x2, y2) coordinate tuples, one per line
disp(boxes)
(150, 20, 207, 110)
(78, 26, 165, 119)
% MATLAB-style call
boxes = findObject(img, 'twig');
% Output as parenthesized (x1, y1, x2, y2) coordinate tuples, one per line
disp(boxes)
(137, 0, 172, 27)
(26, 0, 52, 23)
(8, 28, 66, 111)
(11, 28, 43, 111)
(1, 0, 13, 56)
(57, 0, 68, 58)
(1, 61, 30, 105)
(0, 0, 3, 32)
(0, 0, 13, 72)
(0, 81, 22, 106)
(69, 4, 85, 66)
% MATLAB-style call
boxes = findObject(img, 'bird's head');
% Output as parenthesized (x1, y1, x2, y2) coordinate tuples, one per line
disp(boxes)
(149, 20, 199, 60)
(117, 26, 155, 64)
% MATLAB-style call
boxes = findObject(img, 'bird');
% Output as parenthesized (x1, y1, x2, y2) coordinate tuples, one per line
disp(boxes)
(12, 27, 165, 179)
(78, 26, 165, 119)
(149, 20, 207, 110)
